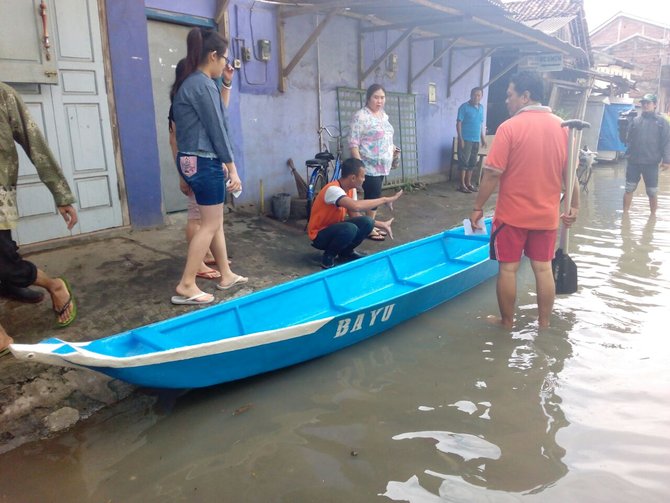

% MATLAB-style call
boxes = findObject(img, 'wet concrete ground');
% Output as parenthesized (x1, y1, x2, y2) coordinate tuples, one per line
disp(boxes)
(0, 179, 491, 453)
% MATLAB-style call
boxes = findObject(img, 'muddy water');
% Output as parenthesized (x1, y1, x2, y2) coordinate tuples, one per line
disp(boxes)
(1, 164, 669, 502)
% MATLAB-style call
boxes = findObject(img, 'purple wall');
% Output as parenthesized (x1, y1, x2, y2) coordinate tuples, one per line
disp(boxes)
(108, 1, 488, 224)
(106, 0, 163, 227)
(145, 0, 217, 19)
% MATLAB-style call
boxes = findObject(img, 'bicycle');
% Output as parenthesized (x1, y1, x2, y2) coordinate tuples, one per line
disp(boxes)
(305, 125, 346, 221)
(576, 145, 597, 193)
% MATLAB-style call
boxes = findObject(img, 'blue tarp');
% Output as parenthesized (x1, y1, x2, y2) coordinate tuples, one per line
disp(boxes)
(598, 103, 634, 152)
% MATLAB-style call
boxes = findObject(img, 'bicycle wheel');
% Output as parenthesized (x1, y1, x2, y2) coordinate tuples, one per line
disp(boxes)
(577, 166, 591, 193)
(331, 157, 341, 181)
(312, 170, 328, 199)
(305, 169, 327, 222)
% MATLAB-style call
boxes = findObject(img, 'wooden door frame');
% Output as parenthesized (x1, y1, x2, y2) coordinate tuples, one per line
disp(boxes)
(98, 0, 130, 227)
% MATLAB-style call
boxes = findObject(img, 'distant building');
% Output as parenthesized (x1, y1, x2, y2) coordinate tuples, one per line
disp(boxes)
(590, 12, 670, 111)
(504, 0, 592, 69)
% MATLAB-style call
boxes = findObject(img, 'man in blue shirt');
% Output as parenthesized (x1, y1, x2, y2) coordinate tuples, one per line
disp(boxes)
(456, 87, 487, 193)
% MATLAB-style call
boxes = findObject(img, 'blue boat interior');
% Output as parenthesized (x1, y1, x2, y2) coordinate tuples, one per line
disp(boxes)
(52, 222, 492, 357)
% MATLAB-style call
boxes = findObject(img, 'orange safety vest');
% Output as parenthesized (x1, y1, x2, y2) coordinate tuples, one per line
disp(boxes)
(307, 181, 355, 240)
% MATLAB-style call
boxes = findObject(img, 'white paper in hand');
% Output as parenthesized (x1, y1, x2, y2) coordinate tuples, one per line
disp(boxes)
(226, 179, 242, 198)
(463, 218, 487, 236)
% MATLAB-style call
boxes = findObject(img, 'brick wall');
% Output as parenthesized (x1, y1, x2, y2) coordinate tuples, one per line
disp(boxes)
(591, 16, 670, 49)
(605, 37, 665, 98)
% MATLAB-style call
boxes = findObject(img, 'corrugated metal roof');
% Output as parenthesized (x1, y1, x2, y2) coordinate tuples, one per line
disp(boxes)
(503, 0, 580, 22)
(273, 0, 588, 65)
(523, 16, 574, 34)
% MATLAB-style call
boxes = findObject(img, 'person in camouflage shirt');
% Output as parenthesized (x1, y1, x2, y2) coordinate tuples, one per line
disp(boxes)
(1, 82, 79, 354)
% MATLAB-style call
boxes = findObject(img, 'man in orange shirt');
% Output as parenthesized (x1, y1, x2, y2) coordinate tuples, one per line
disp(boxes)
(308, 158, 402, 269)
(470, 72, 579, 328)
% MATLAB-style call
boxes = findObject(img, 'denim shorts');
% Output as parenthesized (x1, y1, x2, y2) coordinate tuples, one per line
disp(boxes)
(363, 174, 384, 210)
(625, 162, 658, 194)
(177, 154, 226, 205)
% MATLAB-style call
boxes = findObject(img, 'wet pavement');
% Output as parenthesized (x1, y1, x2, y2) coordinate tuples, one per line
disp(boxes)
(0, 178, 489, 453)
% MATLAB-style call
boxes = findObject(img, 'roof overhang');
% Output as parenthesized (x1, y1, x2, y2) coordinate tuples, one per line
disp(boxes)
(272, 0, 587, 61)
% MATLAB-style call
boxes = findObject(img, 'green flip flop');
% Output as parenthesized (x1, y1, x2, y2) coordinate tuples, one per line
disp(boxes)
(54, 277, 77, 328)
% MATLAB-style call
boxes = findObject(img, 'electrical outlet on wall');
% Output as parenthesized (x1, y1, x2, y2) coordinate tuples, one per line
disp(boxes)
(242, 47, 252, 62)
(258, 40, 271, 61)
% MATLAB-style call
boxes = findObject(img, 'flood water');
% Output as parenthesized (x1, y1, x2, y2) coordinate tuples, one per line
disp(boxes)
(1, 164, 669, 502)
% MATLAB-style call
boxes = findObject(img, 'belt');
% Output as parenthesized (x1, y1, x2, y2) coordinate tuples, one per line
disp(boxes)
(181, 151, 218, 159)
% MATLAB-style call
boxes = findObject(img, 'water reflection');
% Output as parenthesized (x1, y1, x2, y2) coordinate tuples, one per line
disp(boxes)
(618, 214, 660, 288)
(384, 322, 573, 500)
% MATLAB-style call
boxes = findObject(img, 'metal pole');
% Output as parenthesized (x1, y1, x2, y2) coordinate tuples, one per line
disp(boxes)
(316, 14, 322, 152)
(560, 127, 577, 252)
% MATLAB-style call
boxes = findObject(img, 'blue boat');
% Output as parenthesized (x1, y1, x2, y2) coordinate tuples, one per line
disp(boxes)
(10, 220, 496, 389)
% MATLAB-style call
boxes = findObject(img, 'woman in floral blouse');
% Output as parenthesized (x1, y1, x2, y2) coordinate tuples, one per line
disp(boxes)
(349, 84, 398, 241)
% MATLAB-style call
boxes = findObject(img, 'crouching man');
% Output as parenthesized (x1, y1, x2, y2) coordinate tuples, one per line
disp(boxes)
(307, 158, 403, 269)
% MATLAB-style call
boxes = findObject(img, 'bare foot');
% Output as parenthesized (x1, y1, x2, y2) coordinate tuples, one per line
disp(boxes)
(51, 279, 74, 325)
(196, 266, 222, 279)
(1, 325, 14, 352)
(218, 271, 248, 290)
(486, 315, 513, 329)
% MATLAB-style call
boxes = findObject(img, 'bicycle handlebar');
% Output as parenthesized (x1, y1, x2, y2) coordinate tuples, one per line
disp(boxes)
(318, 125, 348, 139)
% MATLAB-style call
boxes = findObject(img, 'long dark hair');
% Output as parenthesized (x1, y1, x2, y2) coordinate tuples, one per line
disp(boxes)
(365, 83, 386, 106)
(170, 58, 187, 103)
(172, 27, 229, 99)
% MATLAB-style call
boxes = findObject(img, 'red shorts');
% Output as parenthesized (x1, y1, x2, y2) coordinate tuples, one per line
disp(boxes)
(490, 219, 557, 262)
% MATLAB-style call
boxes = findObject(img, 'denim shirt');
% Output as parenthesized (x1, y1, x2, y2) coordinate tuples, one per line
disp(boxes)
(173, 71, 234, 163)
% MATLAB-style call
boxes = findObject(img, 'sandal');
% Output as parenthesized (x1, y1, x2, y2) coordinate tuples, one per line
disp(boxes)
(457, 186, 472, 193)
(374, 227, 388, 237)
(196, 268, 222, 280)
(367, 231, 386, 241)
(54, 277, 77, 328)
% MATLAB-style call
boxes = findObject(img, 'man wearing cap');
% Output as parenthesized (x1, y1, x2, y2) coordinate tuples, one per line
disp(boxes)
(623, 93, 670, 215)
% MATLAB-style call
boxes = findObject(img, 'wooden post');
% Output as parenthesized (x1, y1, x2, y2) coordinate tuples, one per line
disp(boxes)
(277, 6, 287, 92)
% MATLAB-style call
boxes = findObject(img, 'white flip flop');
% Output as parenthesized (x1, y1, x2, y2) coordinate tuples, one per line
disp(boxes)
(171, 292, 215, 305)
(216, 275, 249, 291)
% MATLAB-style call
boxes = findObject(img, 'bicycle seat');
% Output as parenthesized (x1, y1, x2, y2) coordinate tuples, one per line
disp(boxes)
(315, 151, 335, 161)
(305, 158, 329, 167)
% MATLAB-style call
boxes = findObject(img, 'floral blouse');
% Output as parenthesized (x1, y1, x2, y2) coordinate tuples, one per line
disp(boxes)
(349, 107, 395, 176)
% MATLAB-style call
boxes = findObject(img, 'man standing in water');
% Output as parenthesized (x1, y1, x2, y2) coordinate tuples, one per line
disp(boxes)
(622, 94, 670, 215)
(469, 72, 578, 329)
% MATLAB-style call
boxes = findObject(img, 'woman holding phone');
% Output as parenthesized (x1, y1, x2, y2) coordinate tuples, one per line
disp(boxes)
(171, 28, 247, 305)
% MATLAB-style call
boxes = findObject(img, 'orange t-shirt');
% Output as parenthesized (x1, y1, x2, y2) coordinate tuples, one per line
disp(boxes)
(485, 107, 568, 230)
(307, 181, 356, 240)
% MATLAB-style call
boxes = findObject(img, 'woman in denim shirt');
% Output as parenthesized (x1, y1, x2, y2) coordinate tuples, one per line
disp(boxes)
(171, 28, 247, 305)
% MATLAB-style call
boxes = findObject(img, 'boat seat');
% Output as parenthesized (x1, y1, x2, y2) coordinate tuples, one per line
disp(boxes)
(403, 260, 471, 286)
(335, 283, 413, 311)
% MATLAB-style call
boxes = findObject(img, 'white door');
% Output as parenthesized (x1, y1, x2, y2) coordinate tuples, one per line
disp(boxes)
(147, 20, 191, 213)
(1, 0, 123, 244)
